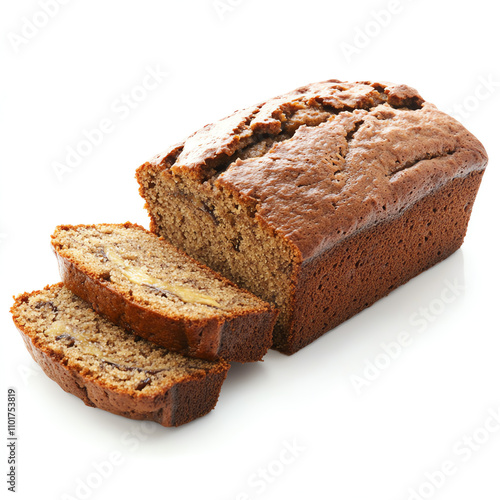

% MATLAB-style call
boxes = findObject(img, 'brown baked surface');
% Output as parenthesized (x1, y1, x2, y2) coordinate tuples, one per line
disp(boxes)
(285, 169, 484, 353)
(11, 284, 229, 426)
(136, 80, 488, 353)
(51, 223, 276, 362)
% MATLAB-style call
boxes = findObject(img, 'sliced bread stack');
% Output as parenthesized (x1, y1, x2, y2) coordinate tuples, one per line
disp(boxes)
(11, 223, 277, 426)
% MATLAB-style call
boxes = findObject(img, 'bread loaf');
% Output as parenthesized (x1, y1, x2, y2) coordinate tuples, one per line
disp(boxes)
(136, 80, 487, 354)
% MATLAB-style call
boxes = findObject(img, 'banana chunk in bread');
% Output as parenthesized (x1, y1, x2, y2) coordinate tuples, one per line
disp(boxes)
(11, 284, 229, 427)
(136, 79, 488, 354)
(51, 223, 277, 362)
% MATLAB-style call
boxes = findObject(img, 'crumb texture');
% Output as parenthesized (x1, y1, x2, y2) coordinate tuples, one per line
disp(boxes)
(51, 224, 275, 361)
(52, 223, 269, 320)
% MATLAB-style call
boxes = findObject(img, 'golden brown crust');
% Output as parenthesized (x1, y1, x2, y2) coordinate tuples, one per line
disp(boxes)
(140, 80, 487, 261)
(11, 285, 229, 427)
(217, 98, 486, 262)
(51, 223, 277, 362)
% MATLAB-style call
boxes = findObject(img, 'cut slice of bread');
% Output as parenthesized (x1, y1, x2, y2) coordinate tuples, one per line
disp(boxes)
(51, 223, 277, 362)
(11, 284, 229, 427)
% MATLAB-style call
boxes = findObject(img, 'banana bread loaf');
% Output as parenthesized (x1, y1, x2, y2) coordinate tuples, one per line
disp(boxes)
(136, 79, 488, 354)
(51, 223, 277, 362)
(11, 284, 229, 426)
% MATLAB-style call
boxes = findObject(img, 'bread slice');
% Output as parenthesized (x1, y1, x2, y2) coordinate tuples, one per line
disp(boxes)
(51, 223, 277, 362)
(11, 284, 229, 427)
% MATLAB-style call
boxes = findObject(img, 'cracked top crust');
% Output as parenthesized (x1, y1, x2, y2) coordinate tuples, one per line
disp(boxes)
(149, 80, 488, 261)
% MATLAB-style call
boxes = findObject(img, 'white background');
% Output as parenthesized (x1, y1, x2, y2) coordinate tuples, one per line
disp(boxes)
(1, 1, 499, 499)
